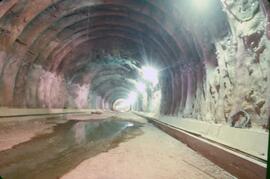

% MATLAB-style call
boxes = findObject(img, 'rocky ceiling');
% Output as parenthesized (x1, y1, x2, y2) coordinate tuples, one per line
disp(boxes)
(0, 0, 269, 128)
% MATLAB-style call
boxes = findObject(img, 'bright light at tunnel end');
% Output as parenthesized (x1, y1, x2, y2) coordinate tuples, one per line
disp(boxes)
(141, 66, 159, 86)
(113, 91, 138, 112)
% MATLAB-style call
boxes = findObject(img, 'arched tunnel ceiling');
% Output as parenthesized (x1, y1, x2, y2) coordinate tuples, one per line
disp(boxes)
(0, 0, 231, 110)
(1, 0, 269, 129)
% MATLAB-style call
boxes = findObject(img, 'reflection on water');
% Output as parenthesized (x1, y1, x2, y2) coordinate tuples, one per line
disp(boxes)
(0, 119, 143, 179)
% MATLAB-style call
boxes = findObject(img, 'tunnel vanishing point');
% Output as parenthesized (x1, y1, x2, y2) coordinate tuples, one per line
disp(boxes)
(0, 0, 270, 179)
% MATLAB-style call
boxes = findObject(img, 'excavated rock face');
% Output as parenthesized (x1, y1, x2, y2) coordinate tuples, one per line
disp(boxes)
(0, 0, 269, 129)
(196, 0, 270, 129)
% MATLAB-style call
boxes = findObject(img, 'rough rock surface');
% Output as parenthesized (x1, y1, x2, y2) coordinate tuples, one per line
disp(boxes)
(196, 0, 270, 128)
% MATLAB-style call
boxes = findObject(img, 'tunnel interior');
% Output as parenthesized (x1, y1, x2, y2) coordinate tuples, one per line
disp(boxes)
(0, 0, 269, 178)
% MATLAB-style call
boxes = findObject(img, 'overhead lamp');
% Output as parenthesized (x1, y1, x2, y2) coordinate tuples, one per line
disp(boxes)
(141, 66, 159, 86)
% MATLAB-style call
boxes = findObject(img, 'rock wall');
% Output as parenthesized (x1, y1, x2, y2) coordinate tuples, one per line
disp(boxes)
(23, 64, 91, 109)
(67, 83, 90, 109)
(198, 0, 270, 129)
(38, 70, 68, 108)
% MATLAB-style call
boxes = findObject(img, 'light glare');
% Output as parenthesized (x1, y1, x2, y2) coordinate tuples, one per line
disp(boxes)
(136, 82, 146, 93)
(192, 0, 209, 11)
(127, 91, 138, 105)
(126, 123, 134, 127)
(141, 66, 158, 86)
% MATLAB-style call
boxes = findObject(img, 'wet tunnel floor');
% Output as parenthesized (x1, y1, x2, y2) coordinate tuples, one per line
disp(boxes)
(0, 115, 235, 179)
(0, 119, 143, 179)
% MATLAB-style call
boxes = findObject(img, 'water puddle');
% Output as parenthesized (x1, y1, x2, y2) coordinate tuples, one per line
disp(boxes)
(0, 119, 143, 179)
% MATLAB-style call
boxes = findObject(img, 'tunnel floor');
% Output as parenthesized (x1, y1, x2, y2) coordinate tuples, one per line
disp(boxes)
(0, 113, 235, 179)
